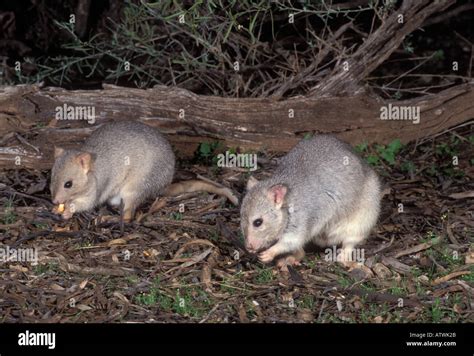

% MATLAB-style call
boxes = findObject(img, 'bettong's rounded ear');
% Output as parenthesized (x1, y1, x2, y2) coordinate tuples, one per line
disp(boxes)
(74, 151, 96, 173)
(246, 176, 259, 190)
(267, 184, 288, 208)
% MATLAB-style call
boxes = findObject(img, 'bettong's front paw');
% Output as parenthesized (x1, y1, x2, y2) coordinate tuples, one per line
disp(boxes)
(258, 248, 277, 264)
(61, 210, 74, 220)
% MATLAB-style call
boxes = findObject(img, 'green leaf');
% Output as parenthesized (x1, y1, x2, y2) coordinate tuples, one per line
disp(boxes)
(367, 155, 379, 165)
(380, 150, 396, 165)
(355, 141, 368, 153)
(386, 138, 403, 154)
(199, 142, 212, 156)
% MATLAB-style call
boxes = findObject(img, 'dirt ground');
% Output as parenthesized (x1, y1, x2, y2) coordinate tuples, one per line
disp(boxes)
(0, 126, 473, 323)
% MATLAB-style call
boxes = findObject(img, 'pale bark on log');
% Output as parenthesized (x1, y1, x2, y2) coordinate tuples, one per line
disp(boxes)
(0, 83, 473, 170)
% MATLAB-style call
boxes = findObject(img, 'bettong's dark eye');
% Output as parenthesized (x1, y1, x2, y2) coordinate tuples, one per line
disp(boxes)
(64, 181, 73, 189)
(253, 218, 263, 227)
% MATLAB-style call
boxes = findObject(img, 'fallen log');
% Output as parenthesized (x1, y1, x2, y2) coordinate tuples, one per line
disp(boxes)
(0, 84, 474, 169)
(0, 83, 473, 170)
